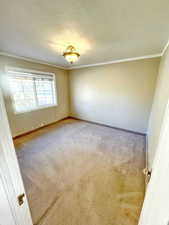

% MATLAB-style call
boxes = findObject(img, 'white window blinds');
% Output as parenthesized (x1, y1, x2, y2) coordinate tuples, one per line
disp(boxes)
(7, 69, 57, 113)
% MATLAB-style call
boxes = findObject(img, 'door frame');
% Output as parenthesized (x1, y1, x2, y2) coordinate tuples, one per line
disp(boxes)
(0, 88, 33, 225)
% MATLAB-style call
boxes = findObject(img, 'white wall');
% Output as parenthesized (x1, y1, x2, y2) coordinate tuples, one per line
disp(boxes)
(148, 45, 169, 169)
(0, 56, 69, 137)
(69, 58, 160, 134)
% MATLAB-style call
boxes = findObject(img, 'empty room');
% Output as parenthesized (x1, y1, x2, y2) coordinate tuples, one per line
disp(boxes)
(0, 1, 169, 225)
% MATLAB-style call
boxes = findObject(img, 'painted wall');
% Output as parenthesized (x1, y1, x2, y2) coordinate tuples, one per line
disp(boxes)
(0, 56, 69, 137)
(148, 45, 169, 168)
(69, 58, 160, 134)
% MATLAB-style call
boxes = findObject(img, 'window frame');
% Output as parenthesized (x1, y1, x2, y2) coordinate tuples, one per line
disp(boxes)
(6, 66, 58, 114)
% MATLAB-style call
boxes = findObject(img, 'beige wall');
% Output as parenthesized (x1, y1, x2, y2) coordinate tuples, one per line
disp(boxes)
(0, 56, 69, 137)
(69, 58, 160, 134)
(0, 55, 161, 143)
(148, 46, 169, 168)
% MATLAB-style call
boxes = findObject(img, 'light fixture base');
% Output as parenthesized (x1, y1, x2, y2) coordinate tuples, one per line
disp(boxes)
(63, 45, 80, 64)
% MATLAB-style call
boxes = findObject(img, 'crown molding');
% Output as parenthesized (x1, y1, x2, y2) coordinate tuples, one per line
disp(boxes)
(0, 51, 162, 71)
(68, 53, 161, 70)
(0, 51, 66, 70)
(161, 39, 169, 56)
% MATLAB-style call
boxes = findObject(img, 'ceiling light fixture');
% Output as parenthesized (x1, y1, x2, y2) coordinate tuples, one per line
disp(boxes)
(63, 45, 80, 64)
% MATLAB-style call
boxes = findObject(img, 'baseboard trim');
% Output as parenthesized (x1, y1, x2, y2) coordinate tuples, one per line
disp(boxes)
(13, 116, 146, 139)
(69, 116, 146, 136)
(13, 116, 69, 139)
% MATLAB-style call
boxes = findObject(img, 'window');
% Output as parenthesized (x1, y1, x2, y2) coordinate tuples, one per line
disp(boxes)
(7, 68, 57, 113)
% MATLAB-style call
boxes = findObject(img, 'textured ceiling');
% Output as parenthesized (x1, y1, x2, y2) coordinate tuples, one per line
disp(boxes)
(0, 0, 169, 68)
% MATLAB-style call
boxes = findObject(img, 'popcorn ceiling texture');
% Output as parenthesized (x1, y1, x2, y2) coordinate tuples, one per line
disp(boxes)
(15, 118, 145, 225)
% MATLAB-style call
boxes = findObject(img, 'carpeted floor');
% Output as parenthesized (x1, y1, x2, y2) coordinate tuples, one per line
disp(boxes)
(14, 118, 145, 225)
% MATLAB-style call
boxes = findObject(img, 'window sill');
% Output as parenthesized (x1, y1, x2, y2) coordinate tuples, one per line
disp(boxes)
(14, 104, 58, 115)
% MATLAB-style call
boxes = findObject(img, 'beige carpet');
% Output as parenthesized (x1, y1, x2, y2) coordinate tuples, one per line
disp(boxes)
(14, 118, 145, 225)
